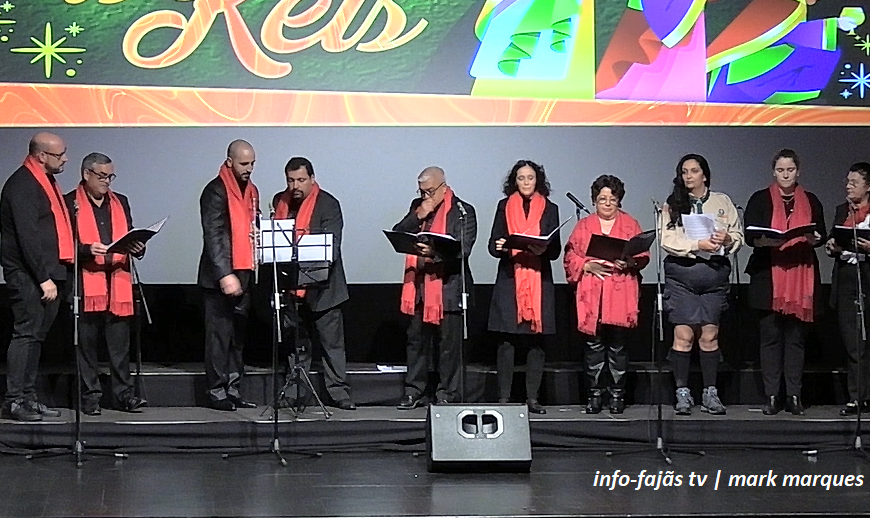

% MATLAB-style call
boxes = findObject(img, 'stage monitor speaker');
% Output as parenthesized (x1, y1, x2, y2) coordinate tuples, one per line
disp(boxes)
(426, 404, 532, 473)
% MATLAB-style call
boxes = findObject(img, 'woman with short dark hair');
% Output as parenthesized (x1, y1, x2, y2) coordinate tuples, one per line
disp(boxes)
(564, 175, 648, 414)
(488, 160, 561, 414)
(744, 149, 826, 416)
(661, 154, 743, 416)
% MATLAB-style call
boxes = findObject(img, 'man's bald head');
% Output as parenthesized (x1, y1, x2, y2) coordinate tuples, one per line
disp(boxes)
(225, 139, 255, 183)
(418, 166, 445, 185)
(28, 132, 68, 174)
(227, 139, 254, 159)
(29, 132, 64, 156)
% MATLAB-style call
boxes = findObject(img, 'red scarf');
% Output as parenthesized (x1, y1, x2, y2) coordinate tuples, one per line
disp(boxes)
(23, 155, 73, 263)
(400, 188, 454, 324)
(218, 163, 259, 271)
(75, 185, 133, 316)
(842, 202, 870, 228)
(275, 182, 321, 297)
(505, 192, 545, 333)
(769, 184, 815, 322)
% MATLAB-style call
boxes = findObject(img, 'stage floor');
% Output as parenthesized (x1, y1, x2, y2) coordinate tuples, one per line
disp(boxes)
(1, 448, 868, 517)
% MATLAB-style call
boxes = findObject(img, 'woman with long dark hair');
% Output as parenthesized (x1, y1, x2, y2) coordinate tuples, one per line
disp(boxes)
(564, 175, 649, 413)
(488, 160, 561, 414)
(744, 149, 825, 416)
(826, 162, 870, 416)
(661, 154, 743, 415)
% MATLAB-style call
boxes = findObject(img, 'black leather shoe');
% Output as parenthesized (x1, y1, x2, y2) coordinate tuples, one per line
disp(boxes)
(761, 395, 781, 415)
(335, 399, 356, 410)
(82, 404, 101, 416)
(25, 399, 61, 418)
(609, 396, 625, 414)
(397, 394, 427, 410)
(526, 398, 546, 414)
(209, 399, 236, 411)
(227, 395, 257, 409)
(2, 400, 42, 422)
(122, 397, 148, 412)
(839, 400, 869, 416)
(585, 393, 603, 414)
(784, 395, 804, 416)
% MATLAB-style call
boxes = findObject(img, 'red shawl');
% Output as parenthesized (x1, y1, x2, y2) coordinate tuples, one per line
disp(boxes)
(218, 163, 259, 271)
(769, 184, 815, 322)
(76, 185, 133, 316)
(505, 192, 545, 333)
(23, 155, 73, 263)
(563, 211, 649, 336)
(275, 182, 321, 297)
(400, 188, 454, 324)
(842, 202, 870, 228)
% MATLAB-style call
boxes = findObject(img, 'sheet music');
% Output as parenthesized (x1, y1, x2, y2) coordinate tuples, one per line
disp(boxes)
(259, 218, 333, 263)
(682, 213, 724, 257)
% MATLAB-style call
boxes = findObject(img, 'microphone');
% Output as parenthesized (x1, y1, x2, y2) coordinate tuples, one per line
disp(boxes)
(457, 200, 467, 217)
(268, 201, 275, 218)
(566, 192, 591, 215)
(73, 199, 79, 214)
(651, 197, 662, 213)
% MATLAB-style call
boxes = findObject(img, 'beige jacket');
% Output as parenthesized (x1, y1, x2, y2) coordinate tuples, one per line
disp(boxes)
(661, 191, 743, 259)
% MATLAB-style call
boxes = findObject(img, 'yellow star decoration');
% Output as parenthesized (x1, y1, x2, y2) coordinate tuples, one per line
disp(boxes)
(857, 35, 870, 57)
(11, 23, 85, 79)
(65, 22, 84, 37)
(0, 2, 14, 12)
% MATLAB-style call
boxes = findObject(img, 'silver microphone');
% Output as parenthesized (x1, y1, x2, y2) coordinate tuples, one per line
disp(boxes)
(457, 200, 467, 217)
(651, 197, 662, 213)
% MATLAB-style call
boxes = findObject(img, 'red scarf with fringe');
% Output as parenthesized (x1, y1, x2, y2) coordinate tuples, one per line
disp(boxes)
(769, 184, 815, 322)
(218, 163, 258, 271)
(505, 192, 544, 333)
(23, 155, 73, 263)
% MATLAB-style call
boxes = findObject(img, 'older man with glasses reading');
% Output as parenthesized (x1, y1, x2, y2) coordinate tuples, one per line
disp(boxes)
(63, 152, 148, 416)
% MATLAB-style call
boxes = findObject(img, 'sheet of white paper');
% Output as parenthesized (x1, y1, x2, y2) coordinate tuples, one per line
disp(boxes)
(259, 218, 333, 264)
(682, 213, 723, 256)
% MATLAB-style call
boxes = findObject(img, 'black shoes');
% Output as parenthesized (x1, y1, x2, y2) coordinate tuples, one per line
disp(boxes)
(839, 400, 870, 416)
(227, 395, 257, 409)
(585, 392, 603, 414)
(122, 396, 148, 412)
(82, 402, 102, 416)
(526, 398, 546, 414)
(397, 394, 428, 410)
(762, 395, 781, 415)
(609, 395, 625, 414)
(25, 398, 61, 418)
(334, 399, 357, 411)
(2, 399, 42, 421)
(784, 395, 804, 416)
(209, 399, 236, 411)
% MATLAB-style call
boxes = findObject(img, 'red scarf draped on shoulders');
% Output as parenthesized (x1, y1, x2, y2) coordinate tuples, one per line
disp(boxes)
(505, 192, 545, 333)
(75, 185, 133, 316)
(564, 211, 648, 336)
(400, 188, 454, 324)
(274, 182, 321, 297)
(218, 163, 259, 271)
(23, 155, 73, 263)
(769, 184, 815, 322)
(842, 202, 870, 227)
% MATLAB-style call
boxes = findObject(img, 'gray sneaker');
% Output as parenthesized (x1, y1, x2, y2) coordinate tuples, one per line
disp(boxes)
(674, 388, 693, 415)
(24, 398, 61, 418)
(1, 399, 42, 422)
(701, 386, 726, 415)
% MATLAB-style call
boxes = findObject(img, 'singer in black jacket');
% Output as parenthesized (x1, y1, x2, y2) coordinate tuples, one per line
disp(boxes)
(393, 167, 476, 408)
(825, 162, 870, 416)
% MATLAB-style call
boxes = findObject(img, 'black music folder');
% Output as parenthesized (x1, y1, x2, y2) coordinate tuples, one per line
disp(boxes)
(585, 229, 656, 262)
(832, 225, 870, 251)
(106, 216, 168, 254)
(384, 230, 460, 257)
(745, 223, 816, 241)
(502, 215, 573, 251)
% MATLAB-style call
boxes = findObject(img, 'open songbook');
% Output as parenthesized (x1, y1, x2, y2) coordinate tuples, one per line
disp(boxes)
(745, 223, 816, 241)
(585, 230, 656, 262)
(383, 230, 460, 257)
(106, 216, 168, 254)
(502, 215, 573, 251)
(832, 225, 870, 251)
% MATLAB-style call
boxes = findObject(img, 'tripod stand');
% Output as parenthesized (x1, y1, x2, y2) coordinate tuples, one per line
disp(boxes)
(804, 205, 868, 461)
(28, 200, 126, 467)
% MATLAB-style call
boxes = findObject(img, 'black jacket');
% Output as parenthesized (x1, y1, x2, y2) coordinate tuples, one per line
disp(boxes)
(392, 194, 477, 312)
(487, 197, 561, 334)
(270, 189, 349, 312)
(197, 176, 255, 290)
(743, 187, 826, 313)
(0, 165, 68, 283)
(828, 202, 870, 310)
(63, 189, 135, 263)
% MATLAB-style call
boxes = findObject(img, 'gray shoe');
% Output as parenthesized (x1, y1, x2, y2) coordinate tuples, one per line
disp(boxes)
(2, 399, 42, 422)
(701, 386, 726, 415)
(674, 388, 693, 415)
(24, 398, 61, 418)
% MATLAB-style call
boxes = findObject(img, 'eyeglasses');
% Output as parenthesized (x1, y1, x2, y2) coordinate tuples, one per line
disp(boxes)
(846, 179, 865, 188)
(774, 167, 797, 174)
(43, 149, 67, 159)
(87, 169, 116, 183)
(418, 182, 445, 198)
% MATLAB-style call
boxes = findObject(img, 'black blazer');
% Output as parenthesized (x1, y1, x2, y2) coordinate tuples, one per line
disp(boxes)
(392, 194, 477, 312)
(197, 176, 255, 290)
(0, 165, 68, 283)
(487, 197, 561, 335)
(270, 189, 349, 312)
(743, 187, 826, 313)
(828, 202, 870, 310)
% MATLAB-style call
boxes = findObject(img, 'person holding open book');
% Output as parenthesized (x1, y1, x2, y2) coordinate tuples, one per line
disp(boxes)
(743, 149, 825, 416)
(661, 154, 743, 416)
(63, 152, 147, 415)
(487, 160, 561, 414)
(564, 175, 649, 414)
(825, 162, 870, 416)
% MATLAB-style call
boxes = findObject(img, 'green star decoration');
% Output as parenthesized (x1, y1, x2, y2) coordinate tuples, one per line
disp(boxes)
(65, 22, 83, 37)
(0, 2, 14, 13)
(11, 23, 85, 79)
(857, 35, 870, 57)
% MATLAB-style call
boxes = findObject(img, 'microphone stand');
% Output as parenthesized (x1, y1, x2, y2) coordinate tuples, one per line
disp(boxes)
(732, 206, 744, 365)
(28, 199, 126, 467)
(130, 258, 151, 401)
(458, 202, 468, 403)
(804, 203, 869, 461)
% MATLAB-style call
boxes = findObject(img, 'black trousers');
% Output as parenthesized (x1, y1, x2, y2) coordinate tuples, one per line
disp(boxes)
(496, 334, 545, 400)
(283, 301, 351, 403)
(758, 310, 806, 397)
(203, 288, 251, 402)
(4, 270, 63, 403)
(78, 311, 134, 406)
(584, 324, 628, 394)
(836, 264, 870, 401)
(404, 309, 462, 402)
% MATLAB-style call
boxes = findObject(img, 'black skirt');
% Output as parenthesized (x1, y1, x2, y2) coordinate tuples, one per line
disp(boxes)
(663, 256, 731, 326)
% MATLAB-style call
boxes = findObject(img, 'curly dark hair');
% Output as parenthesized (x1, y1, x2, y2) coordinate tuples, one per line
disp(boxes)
(503, 160, 550, 197)
(772, 149, 800, 170)
(850, 162, 870, 185)
(666, 153, 711, 229)
(590, 175, 625, 207)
